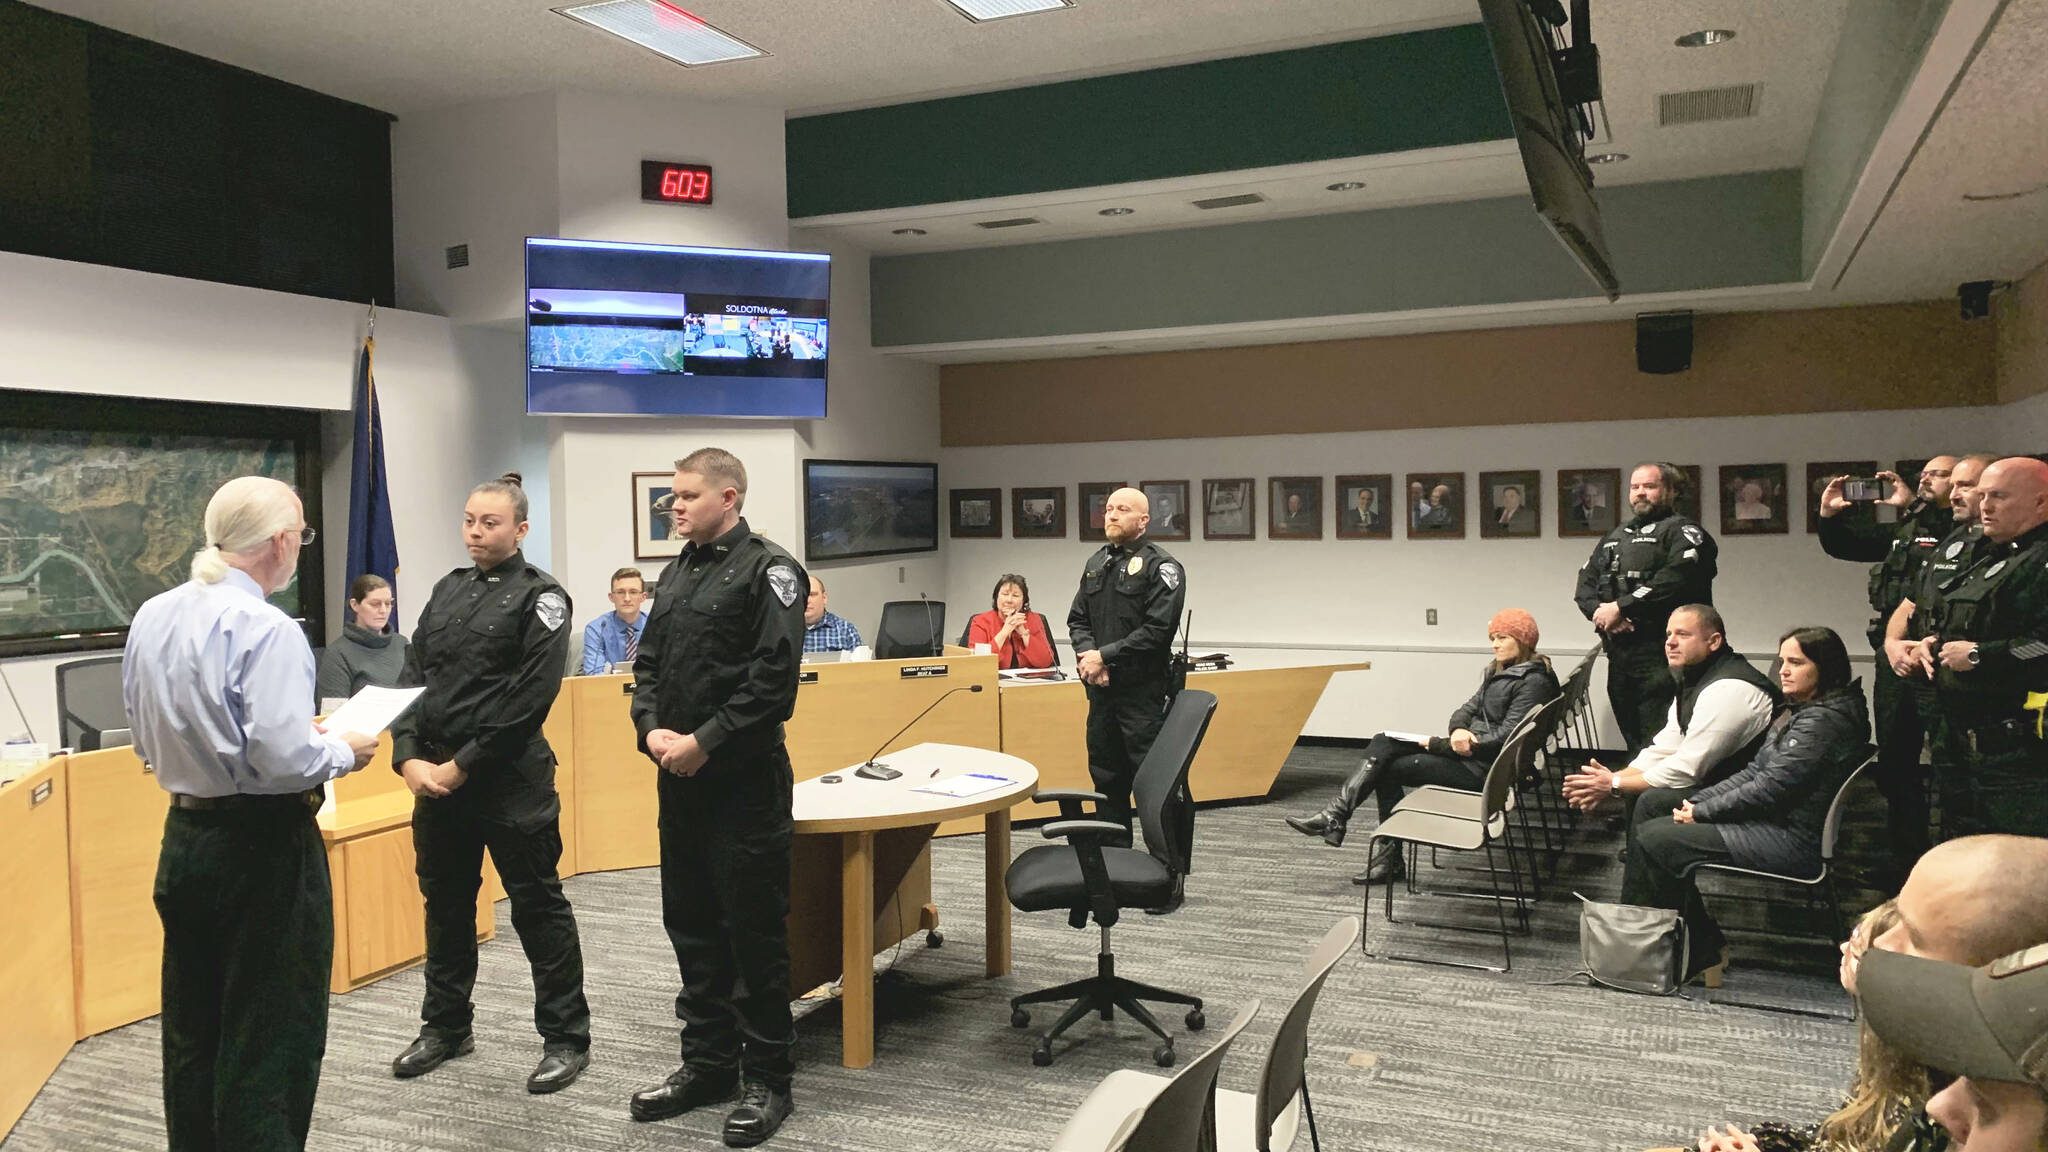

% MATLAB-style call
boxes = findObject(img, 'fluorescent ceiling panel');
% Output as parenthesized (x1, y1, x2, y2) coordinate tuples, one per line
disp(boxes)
(942, 0, 1074, 23)
(555, 1, 766, 66)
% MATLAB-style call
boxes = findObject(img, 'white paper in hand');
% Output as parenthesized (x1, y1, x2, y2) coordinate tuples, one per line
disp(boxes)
(320, 685, 425, 739)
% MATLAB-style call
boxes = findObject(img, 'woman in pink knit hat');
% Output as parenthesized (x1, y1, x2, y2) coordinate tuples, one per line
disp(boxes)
(1285, 608, 1559, 884)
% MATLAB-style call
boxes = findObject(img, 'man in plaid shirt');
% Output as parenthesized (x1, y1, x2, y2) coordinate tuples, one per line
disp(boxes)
(801, 576, 863, 653)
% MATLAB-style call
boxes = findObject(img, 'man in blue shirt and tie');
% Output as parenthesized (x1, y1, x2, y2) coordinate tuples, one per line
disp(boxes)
(801, 575, 862, 653)
(580, 566, 649, 674)
(123, 476, 378, 1152)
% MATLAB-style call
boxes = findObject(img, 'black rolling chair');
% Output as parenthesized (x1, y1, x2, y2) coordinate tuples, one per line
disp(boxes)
(875, 600, 946, 659)
(55, 655, 126, 752)
(1006, 689, 1218, 1067)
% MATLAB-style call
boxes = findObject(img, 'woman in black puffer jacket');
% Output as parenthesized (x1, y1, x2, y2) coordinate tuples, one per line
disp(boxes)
(1625, 625, 1871, 985)
(1285, 608, 1560, 885)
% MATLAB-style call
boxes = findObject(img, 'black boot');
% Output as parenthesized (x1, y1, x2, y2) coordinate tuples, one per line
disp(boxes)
(1284, 809, 1347, 845)
(1351, 840, 1405, 886)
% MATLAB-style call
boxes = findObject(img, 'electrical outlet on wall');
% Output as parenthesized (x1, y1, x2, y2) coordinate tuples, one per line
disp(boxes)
(1426, 609, 1438, 625)
(898, 566, 905, 583)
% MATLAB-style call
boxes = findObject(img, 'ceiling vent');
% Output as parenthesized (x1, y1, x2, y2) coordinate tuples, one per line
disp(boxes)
(1657, 83, 1760, 126)
(444, 244, 470, 270)
(974, 216, 1042, 229)
(1192, 192, 1266, 210)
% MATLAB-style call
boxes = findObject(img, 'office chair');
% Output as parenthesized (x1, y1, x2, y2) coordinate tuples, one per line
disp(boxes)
(1007, 689, 1218, 1067)
(1050, 999, 1261, 1152)
(875, 600, 946, 659)
(55, 655, 126, 752)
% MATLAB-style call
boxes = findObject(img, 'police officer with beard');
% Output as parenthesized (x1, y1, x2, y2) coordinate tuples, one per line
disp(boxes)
(628, 447, 806, 1148)
(1818, 457, 1956, 879)
(390, 473, 590, 1093)
(1071, 486, 1189, 910)
(1897, 457, 2048, 840)
(1575, 462, 1719, 754)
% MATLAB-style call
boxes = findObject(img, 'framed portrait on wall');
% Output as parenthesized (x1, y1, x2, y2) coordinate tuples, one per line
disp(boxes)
(949, 487, 1002, 539)
(1140, 479, 1192, 541)
(1557, 468, 1620, 537)
(1405, 472, 1465, 539)
(1202, 478, 1255, 540)
(1804, 460, 1878, 534)
(1078, 481, 1125, 542)
(1334, 474, 1392, 540)
(1720, 463, 1790, 535)
(1674, 464, 1704, 524)
(1011, 486, 1066, 538)
(1268, 476, 1323, 540)
(1478, 470, 1541, 538)
(633, 471, 684, 560)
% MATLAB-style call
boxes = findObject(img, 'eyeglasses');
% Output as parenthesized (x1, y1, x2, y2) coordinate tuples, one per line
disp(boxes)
(1919, 469, 1952, 479)
(297, 527, 317, 545)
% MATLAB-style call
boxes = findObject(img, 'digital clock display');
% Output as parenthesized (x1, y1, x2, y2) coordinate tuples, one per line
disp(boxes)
(641, 161, 714, 205)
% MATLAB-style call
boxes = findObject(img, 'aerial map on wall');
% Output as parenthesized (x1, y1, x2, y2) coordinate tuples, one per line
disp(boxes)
(0, 428, 302, 646)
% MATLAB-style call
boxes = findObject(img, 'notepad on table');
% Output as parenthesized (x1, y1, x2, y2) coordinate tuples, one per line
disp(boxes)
(913, 772, 1013, 798)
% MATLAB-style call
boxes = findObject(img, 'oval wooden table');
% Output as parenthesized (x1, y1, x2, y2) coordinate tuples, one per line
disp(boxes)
(792, 742, 1037, 1069)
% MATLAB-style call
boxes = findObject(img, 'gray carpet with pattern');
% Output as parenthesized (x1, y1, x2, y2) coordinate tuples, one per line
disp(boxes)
(4, 744, 1877, 1152)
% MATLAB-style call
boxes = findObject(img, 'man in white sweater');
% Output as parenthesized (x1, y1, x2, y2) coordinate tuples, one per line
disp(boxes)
(1563, 604, 1778, 812)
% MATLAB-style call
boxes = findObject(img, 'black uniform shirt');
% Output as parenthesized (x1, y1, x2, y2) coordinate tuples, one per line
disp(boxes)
(1574, 507, 1718, 636)
(1923, 520, 2048, 719)
(391, 550, 571, 786)
(630, 517, 807, 763)
(1908, 522, 1989, 637)
(1068, 535, 1185, 672)
(1817, 500, 1951, 622)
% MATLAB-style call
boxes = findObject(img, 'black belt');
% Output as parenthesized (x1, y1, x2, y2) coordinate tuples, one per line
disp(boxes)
(1960, 718, 2042, 755)
(170, 788, 323, 812)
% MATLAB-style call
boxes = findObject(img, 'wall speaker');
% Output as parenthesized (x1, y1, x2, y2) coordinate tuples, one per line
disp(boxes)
(1636, 310, 1693, 375)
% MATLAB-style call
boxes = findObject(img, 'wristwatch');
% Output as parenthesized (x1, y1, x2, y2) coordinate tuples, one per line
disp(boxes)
(1609, 772, 1622, 797)
(1967, 645, 1982, 667)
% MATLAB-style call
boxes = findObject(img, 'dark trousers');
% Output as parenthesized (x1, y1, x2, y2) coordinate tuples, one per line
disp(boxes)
(412, 789, 589, 1050)
(658, 750, 796, 1089)
(1085, 674, 1192, 864)
(1931, 721, 2048, 840)
(1869, 657, 1932, 872)
(1622, 786, 1735, 967)
(1605, 638, 1675, 756)
(1328, 734, 1486, 823)
(154, 804, 332, 1152)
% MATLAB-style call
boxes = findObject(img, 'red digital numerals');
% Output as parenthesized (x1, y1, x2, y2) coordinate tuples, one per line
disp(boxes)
(658, 167, 711, 202)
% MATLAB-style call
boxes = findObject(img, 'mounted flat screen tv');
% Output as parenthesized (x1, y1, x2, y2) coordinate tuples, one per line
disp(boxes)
(803, 459, 938, 563)
(1476, 0, 1620, 301)
(525, 237, 831, 417)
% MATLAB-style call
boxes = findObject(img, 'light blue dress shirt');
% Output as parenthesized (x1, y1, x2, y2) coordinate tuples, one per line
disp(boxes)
(122, 568, 355, 797)
(579, 610, 648, 675)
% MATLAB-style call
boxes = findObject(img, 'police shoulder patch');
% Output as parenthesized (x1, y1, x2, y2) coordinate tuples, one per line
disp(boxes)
(1682, 525, 1704, 546)
(535, 591, 567, 632)
(766, 564, 801, 608)
(1159, 562, 1181, 590)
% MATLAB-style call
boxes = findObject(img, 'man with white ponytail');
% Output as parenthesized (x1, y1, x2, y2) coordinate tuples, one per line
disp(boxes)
(123, 475, 378, 1152)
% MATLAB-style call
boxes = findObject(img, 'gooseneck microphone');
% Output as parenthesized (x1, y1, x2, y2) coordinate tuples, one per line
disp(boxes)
(855, 683, 985, 781)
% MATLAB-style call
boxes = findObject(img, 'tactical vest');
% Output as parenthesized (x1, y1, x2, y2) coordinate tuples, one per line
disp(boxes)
(1930, 530, 2048, 713)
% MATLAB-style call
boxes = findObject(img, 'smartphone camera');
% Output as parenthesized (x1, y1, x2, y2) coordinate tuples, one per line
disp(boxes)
(1842, 477, 1882, 502)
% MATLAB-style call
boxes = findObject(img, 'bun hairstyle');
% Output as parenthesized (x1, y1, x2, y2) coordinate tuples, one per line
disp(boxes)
(190, 476, 300, 584)
(471, 471, 530, 521)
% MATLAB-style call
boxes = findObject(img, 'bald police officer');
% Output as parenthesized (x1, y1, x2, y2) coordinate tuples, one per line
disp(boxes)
(1070, 486, 1189, 909)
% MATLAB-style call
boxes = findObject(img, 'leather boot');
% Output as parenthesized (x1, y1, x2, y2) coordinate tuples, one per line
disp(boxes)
(723, 1079, 794, 1147)
(1351, 839, 1405, 886)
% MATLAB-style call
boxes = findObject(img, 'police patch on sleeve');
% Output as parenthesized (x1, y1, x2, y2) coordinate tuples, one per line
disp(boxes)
(1159, 562, 1181, 590)
(766, 565, 801, 608)
(535, 591, 567, 632)
(1682, 525, 1704, 546)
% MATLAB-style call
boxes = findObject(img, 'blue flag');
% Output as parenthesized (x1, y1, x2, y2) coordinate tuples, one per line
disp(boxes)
(345, 334, 400, 620)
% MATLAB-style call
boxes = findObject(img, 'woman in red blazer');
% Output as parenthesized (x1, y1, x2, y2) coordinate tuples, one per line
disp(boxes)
(966, 573, 1056, 670)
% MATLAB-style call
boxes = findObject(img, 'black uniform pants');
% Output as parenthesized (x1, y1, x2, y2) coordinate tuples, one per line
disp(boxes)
(154, 803, 331, 1152)
(1604, 637, 1675, 756)
(412, 788, 589, 1050)
(1931, 722, 2048, 840)
(657, 749, 795, 1089)
(1622, 786, 1735, 970)
(1869, 655, 1933, 870)
(1084, 673, 1192, 864)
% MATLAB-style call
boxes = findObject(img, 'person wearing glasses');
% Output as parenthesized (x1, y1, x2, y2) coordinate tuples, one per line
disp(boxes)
(579, 567, 649, 674)
(318, 573, 408, 704)
(123, 476, 378, 1152)
(388, 472, 591, 1095)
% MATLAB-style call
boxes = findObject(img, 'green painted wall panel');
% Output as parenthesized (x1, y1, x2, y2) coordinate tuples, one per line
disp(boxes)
(786, 25, 1510, 218)
(868, 169, 1803, 346)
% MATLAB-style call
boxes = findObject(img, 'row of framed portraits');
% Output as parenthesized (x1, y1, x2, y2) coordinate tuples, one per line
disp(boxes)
(947, 461, 1923, 542)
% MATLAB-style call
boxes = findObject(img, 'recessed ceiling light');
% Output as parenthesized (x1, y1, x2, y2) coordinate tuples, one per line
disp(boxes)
(891, 227, 927, 236)
(1675, 28, 1736, 47)
(1097, 207, 1134, 216)
(556, 1, 767, 67)
(1586, 152, 1628, 164)
(941, 0, 1072, 22)
(1326, 181, 1367, 192)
